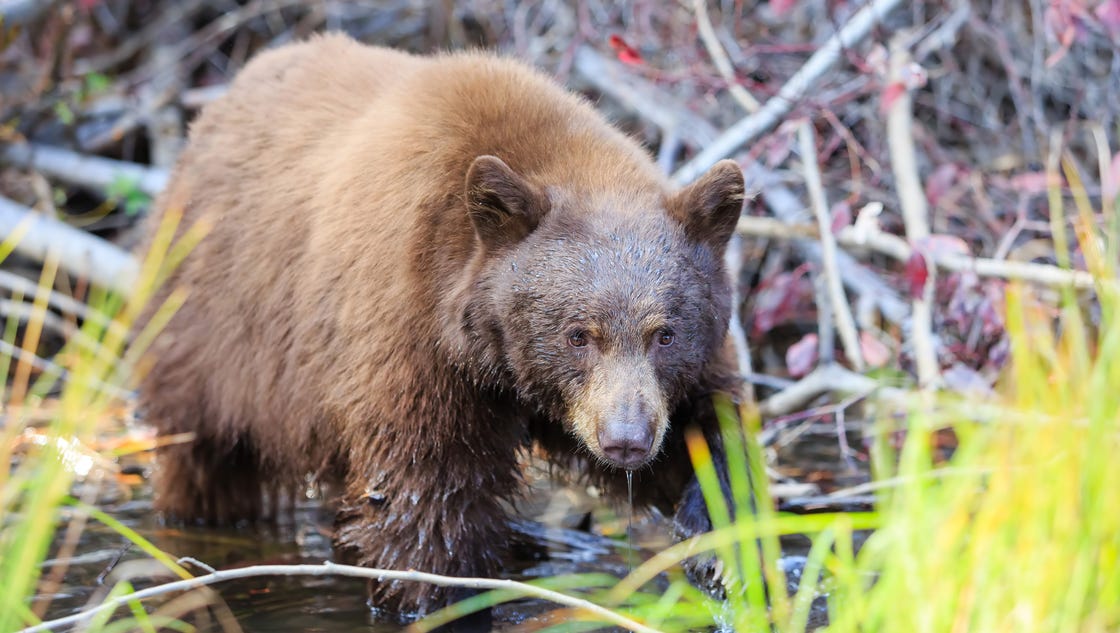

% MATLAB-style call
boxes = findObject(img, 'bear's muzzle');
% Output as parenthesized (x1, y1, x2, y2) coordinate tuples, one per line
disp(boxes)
(569, 356, 668, 470)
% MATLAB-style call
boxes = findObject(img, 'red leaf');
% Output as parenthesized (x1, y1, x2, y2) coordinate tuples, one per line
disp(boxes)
(770, 0, 798, 17)
(879, 82, 906, 114)
(904, 250, 929, 299)
(858, 331, 891, 368)
(924, 163, 960, 208)
(750, 266, 812, 335)
(786, 333, 819, 378)
(608, 34, 643, 66)
(830, 201, 852, 234)
(1097, 0, 1120, 36)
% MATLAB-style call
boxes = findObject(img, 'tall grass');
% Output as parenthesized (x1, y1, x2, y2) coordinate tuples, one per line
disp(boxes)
(0, 210, 205, 633)
(418, 154, 1120, 631)
(819, 156, 1120, 633)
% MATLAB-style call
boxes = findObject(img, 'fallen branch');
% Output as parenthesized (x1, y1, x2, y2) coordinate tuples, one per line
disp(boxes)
(757, 364, 852, 418)
(799, 123, 864, 370)
(1, 143, 168, 197)
(572, 47, 718, 147)
(738, 214, 1104, 289)
(672, 0, 907, 185)
(842, 218, 1104, 288)
(572, 46, 910, 326)
(0, 298, 107, 358)
(747, 166, 911, 326)
(886, 42, 938, 389)
(691, 0, 760, 113)
(0, 196, 138, 294)
(758, 362, 906, 418)
(17, 562, 661, 633)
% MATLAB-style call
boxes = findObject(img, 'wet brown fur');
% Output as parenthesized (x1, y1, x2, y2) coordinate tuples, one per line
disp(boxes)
(137, 33, 743, 617)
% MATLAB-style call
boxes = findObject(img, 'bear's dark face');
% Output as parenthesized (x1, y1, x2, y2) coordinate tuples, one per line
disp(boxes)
(463, 156, 745, 470)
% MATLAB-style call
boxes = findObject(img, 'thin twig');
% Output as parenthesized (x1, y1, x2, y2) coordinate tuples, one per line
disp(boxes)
(0, 299, 108, 359)
(724, 235, 755, 402)
(691, 0, 760, 113)
(886, 41, 939, 389)
(0, 270, 115, 329)
(684, 2, 759, 392)
(811, 267, 836, 364)
(798, 123, 864, 370)
(72, 0, 211, 75)
(18, 562, 663, 633)
(0, 339, 131, 401)
(143, 22, 188, 169)
(179, 84, 228, 110)
(672, 0, 907, 185)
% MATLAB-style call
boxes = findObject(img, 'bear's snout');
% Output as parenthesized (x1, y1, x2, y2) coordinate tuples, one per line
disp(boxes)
(568, 357, 668, 470)
(597, 418, 654, 469)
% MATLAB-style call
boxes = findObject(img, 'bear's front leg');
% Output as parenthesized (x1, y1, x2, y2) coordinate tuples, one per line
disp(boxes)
(669, 395, 749, 598)
(332, 427, 523, 626)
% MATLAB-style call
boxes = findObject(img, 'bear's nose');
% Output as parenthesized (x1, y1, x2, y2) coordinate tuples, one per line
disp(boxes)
(598, 422, 653, 469)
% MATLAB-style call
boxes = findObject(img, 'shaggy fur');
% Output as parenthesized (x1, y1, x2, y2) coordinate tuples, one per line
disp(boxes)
(137, 33, 744, 618)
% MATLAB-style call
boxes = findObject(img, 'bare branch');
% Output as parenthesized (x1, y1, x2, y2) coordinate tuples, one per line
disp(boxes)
(0, 270, 114, 327)
(759, 363, 906, 418)
(798, 123, 864, 370)
(886, 42, 939, 389)
(724, 235, 755, 401)
(673, 0, 907, 185)
(2, 143, 168, 197)
(0, 196, 138, 294)
(738, 214, 1104, 289)
(691, 0, 760, 113)
(572, 47, 718, 146)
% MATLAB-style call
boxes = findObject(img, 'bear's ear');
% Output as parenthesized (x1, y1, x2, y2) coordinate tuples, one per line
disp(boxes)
(670, 159, 746, 250)
(465, 155, 549, 250)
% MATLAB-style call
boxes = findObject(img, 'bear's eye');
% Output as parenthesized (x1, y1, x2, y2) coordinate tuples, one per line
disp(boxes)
(657, 329, 675, 347)
(568, 331, 589, 348)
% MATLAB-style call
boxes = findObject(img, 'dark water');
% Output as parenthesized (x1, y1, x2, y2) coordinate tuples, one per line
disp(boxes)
(34, 482, 680, 632)
(34, 428, 862, 632)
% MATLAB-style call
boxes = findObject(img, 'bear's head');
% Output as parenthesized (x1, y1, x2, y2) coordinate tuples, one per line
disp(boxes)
(462, 156, 745, 471)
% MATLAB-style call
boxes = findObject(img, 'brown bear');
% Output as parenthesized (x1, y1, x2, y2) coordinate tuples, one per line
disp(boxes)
(136, 33, 745, 620)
